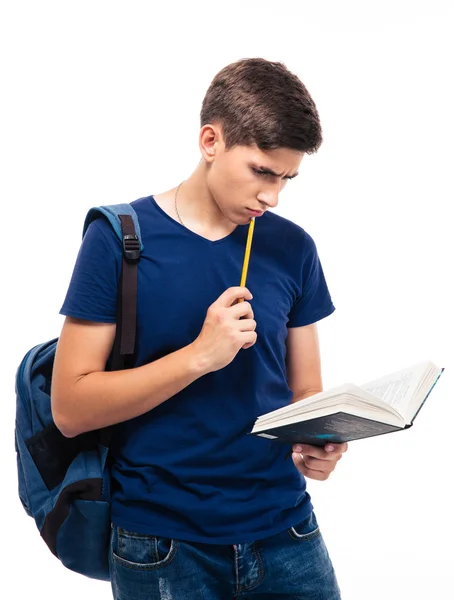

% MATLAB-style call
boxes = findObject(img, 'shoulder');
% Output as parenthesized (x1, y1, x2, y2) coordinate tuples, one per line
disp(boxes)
(84, 195, 154, 249)
(261, 210, 317, 255)
(84, 212, 121, 255)
(130, 194, 157, 223)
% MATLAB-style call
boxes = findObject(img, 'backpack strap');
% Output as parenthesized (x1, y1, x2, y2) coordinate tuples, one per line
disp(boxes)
(83, 204, 144, 252)
(83, 204, 143, 371)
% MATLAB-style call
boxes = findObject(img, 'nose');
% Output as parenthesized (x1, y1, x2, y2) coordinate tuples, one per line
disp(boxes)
(256, 189, 279, 209)
(256, 178, 286, 209)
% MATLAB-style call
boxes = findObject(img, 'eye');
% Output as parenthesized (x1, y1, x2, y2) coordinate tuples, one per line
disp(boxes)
(252, 167, 294, 181)
(252, 168, 271, 178)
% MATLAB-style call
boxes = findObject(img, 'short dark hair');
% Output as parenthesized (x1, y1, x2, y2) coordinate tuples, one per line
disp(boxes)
(200, 58, 323, 154)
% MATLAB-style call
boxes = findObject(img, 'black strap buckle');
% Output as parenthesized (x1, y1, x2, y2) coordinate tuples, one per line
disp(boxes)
(122, 234, 140, 260)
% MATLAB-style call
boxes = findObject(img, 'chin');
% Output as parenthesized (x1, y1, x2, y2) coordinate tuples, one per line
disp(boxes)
(233, 215, 251, 226)
(222, 211, 247, 226)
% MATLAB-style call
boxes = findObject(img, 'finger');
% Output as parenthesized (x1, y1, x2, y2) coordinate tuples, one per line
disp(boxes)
(234, 318, 256, 332)
(292, 444, 335, 460)
(292, 453, 330, 481)
(229, 301, 254, 320)
(215, 287, 252, 308)
(241, 331, 257, 349)
(324, 442, 348, 454)
(292, 452, 327, 472)
(302, 455, 338, 473)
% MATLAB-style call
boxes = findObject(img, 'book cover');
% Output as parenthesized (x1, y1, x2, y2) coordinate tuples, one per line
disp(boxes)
(249, 412, 404, 446)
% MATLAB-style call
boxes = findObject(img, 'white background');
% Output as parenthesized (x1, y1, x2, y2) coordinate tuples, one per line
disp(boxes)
(1, 1, 453, 598)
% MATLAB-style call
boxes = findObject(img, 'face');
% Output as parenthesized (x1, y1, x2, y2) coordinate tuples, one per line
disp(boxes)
(202, 126, 304, 225)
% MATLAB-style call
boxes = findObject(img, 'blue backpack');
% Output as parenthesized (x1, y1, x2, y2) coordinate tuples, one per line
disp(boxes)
(14, 204, 143, 581)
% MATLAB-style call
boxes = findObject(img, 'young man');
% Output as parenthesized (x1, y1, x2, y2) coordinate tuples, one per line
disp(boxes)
(51, 58, 348, 599)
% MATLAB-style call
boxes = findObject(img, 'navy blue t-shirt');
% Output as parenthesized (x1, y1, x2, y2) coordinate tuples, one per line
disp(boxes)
(60, 195, 335, 543)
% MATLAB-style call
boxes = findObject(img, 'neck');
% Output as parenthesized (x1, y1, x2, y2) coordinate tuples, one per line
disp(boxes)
(176, 160, 237, 235)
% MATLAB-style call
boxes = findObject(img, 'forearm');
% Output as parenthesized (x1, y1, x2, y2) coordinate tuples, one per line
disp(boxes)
(291, 388, 323, 403)
(53, 342, 209, 438)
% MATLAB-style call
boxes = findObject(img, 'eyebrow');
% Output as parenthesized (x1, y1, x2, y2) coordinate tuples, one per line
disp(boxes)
(254, 165, 299, 179)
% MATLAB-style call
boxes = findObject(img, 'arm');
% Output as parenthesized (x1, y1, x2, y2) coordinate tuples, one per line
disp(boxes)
(51, 287, 256, 439)
(286, 323, 348, 480)
(286, 323, 323, 402)
(51, 317, 207, 438)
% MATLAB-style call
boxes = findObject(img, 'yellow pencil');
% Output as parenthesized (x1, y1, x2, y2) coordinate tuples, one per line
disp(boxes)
(238, 217, 255, 302)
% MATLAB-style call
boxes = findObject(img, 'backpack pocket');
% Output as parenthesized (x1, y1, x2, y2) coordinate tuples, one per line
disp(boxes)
(56, 498, 111, 581)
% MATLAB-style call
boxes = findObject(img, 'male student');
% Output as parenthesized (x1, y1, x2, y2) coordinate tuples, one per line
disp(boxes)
(51, 57, 348, 599)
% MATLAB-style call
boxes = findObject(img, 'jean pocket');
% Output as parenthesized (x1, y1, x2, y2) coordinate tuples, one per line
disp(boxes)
(112, 526, 177, 570)
(287, 511, 321, 542)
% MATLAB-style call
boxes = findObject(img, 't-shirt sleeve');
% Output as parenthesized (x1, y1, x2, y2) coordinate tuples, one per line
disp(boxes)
(59, 218, 122, 323)
(287, 231, 335, 328)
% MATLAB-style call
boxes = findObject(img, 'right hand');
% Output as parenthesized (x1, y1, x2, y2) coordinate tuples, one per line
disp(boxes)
(192, 287, 257, 374)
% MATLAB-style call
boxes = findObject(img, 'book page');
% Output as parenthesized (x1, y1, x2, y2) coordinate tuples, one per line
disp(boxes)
(255, 385, 402, 427)
(254, 384, 353, 424)
(255, 361, 438, 427)
(252, 401, 404, 433)
(360, 361, 429, 416)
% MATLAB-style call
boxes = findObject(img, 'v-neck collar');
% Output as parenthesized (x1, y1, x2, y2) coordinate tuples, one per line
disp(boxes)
(149, 195, 246, 245)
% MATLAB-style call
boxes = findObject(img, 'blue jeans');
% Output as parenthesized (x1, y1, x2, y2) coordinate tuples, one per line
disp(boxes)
(109, 511, 341, 599)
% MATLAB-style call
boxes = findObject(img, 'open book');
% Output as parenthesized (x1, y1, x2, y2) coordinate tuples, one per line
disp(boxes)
(249, 361, 444, 446)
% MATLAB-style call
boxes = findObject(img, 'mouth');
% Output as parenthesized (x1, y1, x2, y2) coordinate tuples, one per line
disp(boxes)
(246, 208, 265, 217)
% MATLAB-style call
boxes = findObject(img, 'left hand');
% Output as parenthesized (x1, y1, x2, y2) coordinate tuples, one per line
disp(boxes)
(291, 442, 348, 481)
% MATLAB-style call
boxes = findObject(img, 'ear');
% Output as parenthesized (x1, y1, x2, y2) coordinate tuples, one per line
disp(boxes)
(199, 124, 222, 162)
